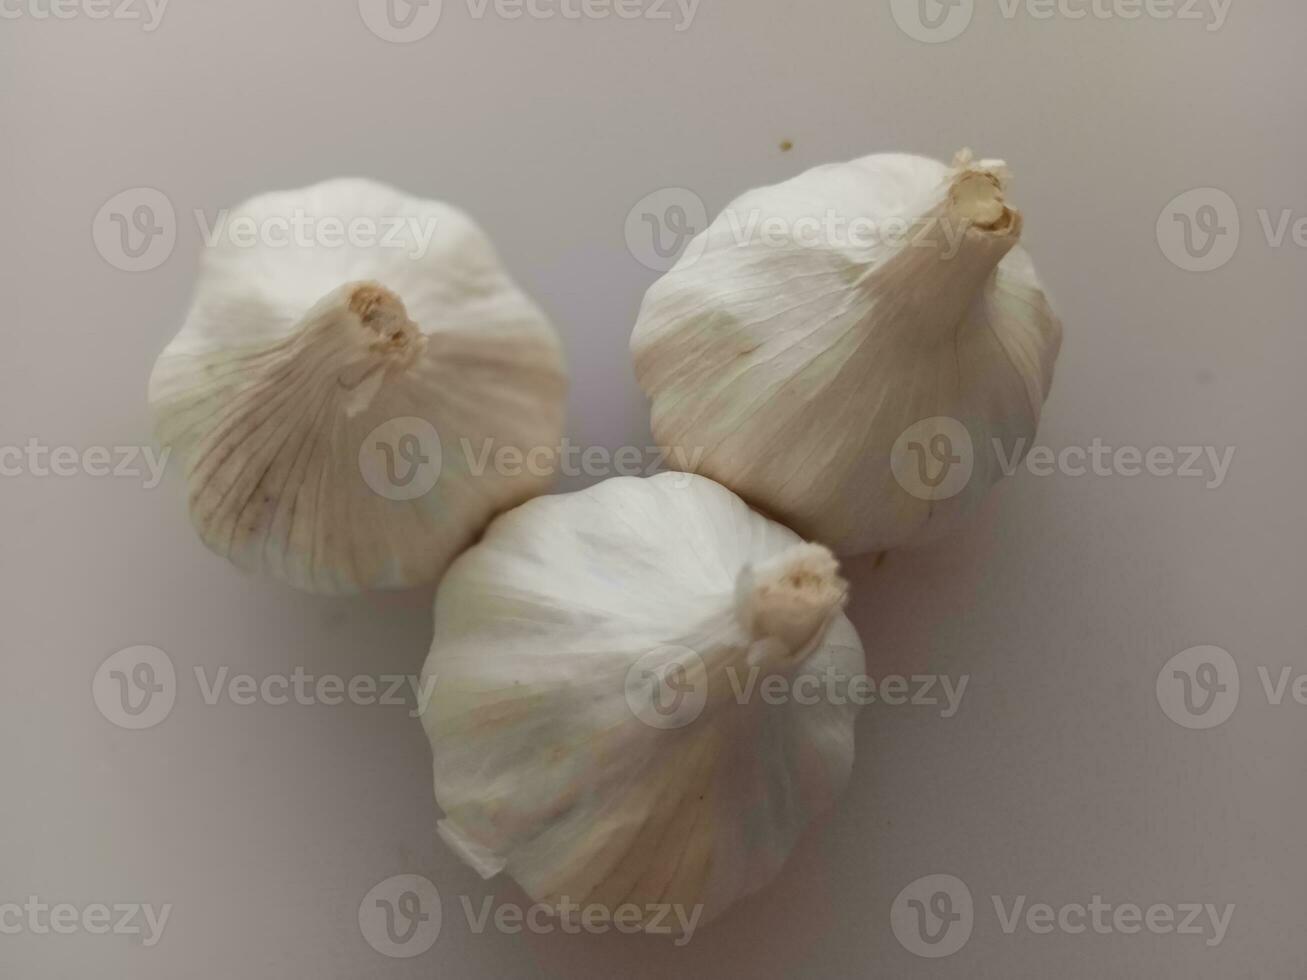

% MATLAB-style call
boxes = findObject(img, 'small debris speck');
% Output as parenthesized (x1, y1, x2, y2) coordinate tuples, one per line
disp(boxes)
(780, 140, 794, 152)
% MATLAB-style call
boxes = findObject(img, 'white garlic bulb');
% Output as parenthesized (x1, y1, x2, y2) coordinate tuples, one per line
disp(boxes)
(419, 472, 863, 933)
(149, 178, 566, 594)
(631, 150, 1062, 556)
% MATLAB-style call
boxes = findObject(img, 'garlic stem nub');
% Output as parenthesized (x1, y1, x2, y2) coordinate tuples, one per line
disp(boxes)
(951, 172, 1007, 228)
(149, 177, 568, 594)
(947, 153, 1018, 233)
(734, 542, 847, 665)
(630, 148, 1061, 564)
(348, 281, 419, 346)
(420, 473, 865, 925)
(309, 281, 427, 416)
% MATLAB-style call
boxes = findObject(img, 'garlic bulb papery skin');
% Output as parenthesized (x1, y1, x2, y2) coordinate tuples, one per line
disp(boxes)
(419, 472, 863, 933)
(149, 179, 567, 594)
(631, 150, 1062, 556)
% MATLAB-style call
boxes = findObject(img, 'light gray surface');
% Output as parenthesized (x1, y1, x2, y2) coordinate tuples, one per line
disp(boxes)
(2, 2, 1305, 977)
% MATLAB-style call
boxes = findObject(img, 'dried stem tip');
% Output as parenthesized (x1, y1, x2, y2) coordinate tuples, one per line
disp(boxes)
(348, 281, 420, 346)
(947, 150, 1019, 233)
(735, 543, 847, 661)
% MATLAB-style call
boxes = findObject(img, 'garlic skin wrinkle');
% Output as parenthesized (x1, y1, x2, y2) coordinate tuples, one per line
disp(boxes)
(631, 150, 1062, 556)
(419, 473, 863, 932)
(150, 178, 566, 594)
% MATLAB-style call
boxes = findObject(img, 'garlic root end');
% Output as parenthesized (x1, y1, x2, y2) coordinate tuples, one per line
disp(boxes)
(948, 150, 1020, 234)
(347, 281, 423, 350)
(734, 543, 847, 661)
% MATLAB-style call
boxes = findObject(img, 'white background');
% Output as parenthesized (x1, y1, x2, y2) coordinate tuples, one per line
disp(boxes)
(2, 0, 1305, 976)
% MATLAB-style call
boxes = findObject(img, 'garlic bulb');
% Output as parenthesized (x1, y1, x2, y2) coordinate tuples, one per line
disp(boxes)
(149, 178, 566, 594)
(419, 472, 863, 932)
(631, 150, 1062, 556)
